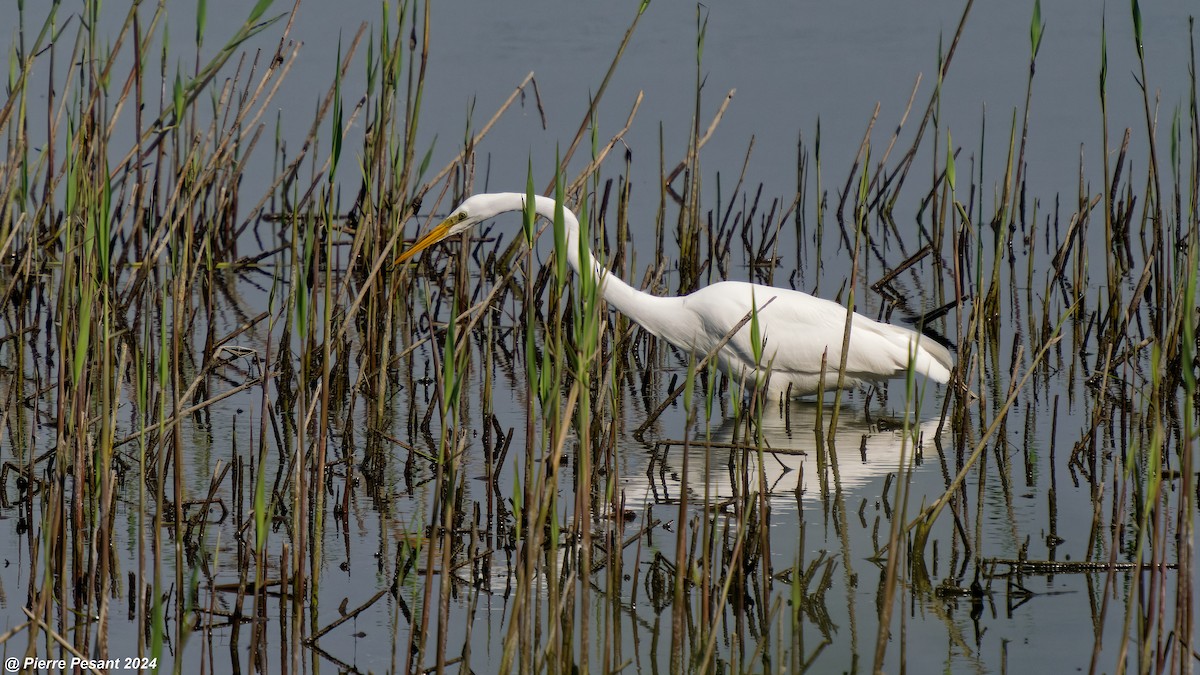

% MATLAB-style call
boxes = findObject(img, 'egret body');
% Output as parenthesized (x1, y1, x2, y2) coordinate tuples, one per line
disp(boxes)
(397, 192, 954, 397)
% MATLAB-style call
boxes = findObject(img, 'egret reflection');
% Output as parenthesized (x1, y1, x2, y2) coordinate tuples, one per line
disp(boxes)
(627, 401, 943, 508)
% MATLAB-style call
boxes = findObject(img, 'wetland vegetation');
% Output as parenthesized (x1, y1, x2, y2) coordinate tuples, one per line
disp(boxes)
(0, 0, 1196, 673)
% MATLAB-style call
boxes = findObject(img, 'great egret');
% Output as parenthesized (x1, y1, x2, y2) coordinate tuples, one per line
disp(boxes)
(396, 192, 954, 397)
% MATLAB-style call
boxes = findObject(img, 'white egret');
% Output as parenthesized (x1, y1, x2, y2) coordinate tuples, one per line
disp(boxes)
(396, 192, 954, 397)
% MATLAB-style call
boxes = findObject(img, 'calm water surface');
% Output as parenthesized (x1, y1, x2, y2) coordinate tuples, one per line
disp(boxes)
(0, 1, 1196, 673)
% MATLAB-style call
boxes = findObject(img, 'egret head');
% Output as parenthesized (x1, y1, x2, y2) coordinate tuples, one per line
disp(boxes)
(395, 193, 521, 264)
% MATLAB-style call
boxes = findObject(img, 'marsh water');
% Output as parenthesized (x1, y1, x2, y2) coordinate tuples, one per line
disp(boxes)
(0, 1, 1197, 673)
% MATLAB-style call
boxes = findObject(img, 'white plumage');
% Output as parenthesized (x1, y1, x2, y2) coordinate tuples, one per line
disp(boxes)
(397, 192, 954, 397)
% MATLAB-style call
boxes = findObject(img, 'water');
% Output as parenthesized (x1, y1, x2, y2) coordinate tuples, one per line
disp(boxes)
(0, 1, 1196, 673)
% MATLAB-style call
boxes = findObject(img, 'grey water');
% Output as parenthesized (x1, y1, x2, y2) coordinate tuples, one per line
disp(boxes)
(0, 0, 1196, 673)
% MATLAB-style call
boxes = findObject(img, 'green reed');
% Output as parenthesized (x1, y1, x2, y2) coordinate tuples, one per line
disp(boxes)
(1, 0, 1198, 672)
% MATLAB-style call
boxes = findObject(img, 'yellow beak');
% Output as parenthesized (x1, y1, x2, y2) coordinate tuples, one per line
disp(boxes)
(394, 216, 456, 265)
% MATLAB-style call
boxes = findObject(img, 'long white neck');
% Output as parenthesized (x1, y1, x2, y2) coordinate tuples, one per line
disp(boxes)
(528, 194, 672, 336)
